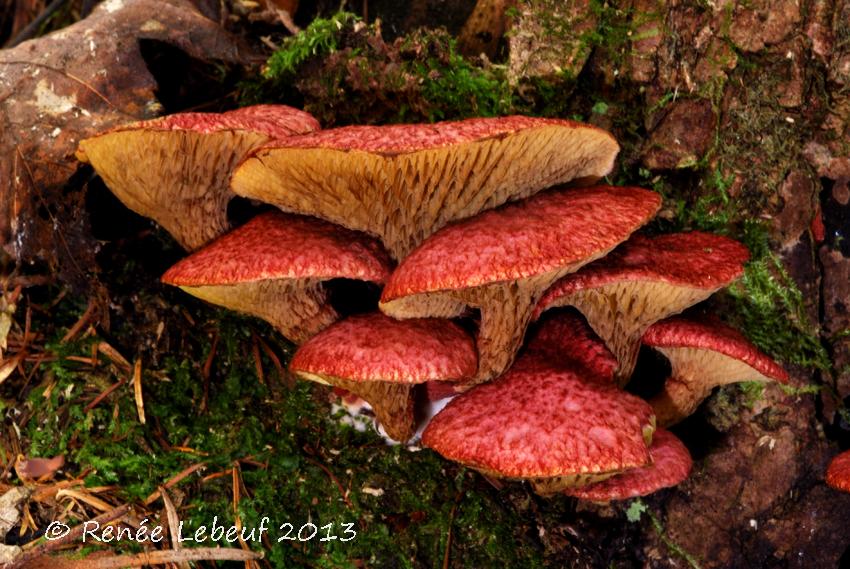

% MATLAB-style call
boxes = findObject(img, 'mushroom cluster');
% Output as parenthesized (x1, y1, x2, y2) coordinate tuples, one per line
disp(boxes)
(79, 104, 791, 502)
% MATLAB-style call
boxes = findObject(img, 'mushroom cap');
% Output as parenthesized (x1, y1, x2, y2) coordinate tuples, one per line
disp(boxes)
(161, 211, 392, 344)
(124, 104, 320, 138)
(532, 231, 750, 383)
(289, 313, 477, 384)
(231, 115, 619, 259)
(642, 317, 789, 382)
(382, 186, 662, 299)
(421, 363, 655, 479)
(162, 211, 391, 286)
(75, 105, 320, 250)
(644, 317, 790, 426)
(524, 311, 618, 382)
(535, 231, 750, 306)
(259, 115, 608, 153)
(564, 429, 692, 501)
(826, 450, 850, 493)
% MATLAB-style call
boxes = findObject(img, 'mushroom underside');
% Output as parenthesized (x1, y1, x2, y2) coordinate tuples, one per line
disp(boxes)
(649, 347, 781, 427)
(541, 280, 717, 384)
(179, 279, 338, 344)
(233, 126, 616, 259)
(79, 129, 270, 250)
(383, 265, 605, 383)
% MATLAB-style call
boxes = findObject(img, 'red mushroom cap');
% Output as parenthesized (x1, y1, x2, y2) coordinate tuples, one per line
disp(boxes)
(263, 115, 608, 154)
(826, 450, 850, 493)
(536, 232, 750, 306)
(162, 211, 391, 286)
(129, 105, 320, 137)
(76, 104, 320, 250)
(643, 317, 790, 426)
(532, 231, 750, 383)
(524, 311, 618, 382)
(564, 429, 692, 501)
(422, 363, 655, 479)
(642, 317, 789, 383)
(289, 313, 477, 384)
(382, 186, 662, 297)
(161, 211, 392, 344)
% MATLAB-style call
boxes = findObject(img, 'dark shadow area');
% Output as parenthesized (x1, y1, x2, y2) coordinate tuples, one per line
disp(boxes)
(325, 279, 383, 317)
(139, 39, 244, 113)
(626, 346, 670, 400)
(820, 177, 850, 257)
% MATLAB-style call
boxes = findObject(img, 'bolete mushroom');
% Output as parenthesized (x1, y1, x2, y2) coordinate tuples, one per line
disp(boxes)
(534, 231, 750, 383)
(422, 361, 656, 493)
(826, 449, 850, 494)
(76, 105, 320, 250)
(289, 312, 477, 442)
(230, 116, 619, 259)
(642, 317, 790, 427)
(161, 211, 392, 344)
(380, 186, 661, 382)
(563, 429, 692, 501)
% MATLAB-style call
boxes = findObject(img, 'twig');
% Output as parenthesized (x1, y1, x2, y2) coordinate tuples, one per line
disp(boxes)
(200, 331, 218, 412)
(442, 488, 464, 569)
(304, 457, 352, 509)
(132, 358, 144, 425)
(84, 377, 126, 413)
(26, 547, 262, 568)
(61, 300, 96, 343)
(143, 462, 207, 506)
(6, 0, 71, 47)
(11, 504, 131, 568)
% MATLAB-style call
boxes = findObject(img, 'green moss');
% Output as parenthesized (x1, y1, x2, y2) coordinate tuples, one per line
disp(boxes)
(19, 294, 551, 567)
(726, 253, 830, 371)
(264, 12, 360, 79)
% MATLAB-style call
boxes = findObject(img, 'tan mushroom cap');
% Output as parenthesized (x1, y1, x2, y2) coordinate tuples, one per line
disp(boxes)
(564, 429, 692, 501)
(381, 186, 661, 382)
(230, 115, 619, 259)
(534, 231, 750, 384)
(76, 105, 320, 250)
(826, 450, 850, 494)
(643, 317, 790, 427)
(161, 211, 392, 344)
(422, 361, 655, 492)
(290, 313, 477, 442)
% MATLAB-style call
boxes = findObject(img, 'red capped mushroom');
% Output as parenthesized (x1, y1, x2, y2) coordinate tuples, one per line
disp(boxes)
(524, 310, 618, 382)
(535, 231, 750, 383)
(643, 317, 790, 427)
(76, 105, 320, 250)
(230, 116, 619, 259)
(381, 186, 661, 382)
(290, 312, 477, 442)
(563, 429, 692, 501)
(422, 361, 655, 493)
(826, 449, 850, 494)
(161, 211, 392, 344)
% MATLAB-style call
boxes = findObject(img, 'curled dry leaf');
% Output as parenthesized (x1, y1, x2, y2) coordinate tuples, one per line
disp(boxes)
(14, 454, 65, 481)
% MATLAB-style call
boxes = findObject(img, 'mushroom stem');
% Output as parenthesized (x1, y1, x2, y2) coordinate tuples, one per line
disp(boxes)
(648, 347, 784, 427)
(551, 281, 709, 384)
(332, 380, 415, 442)
(648, 376, 711, 428)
